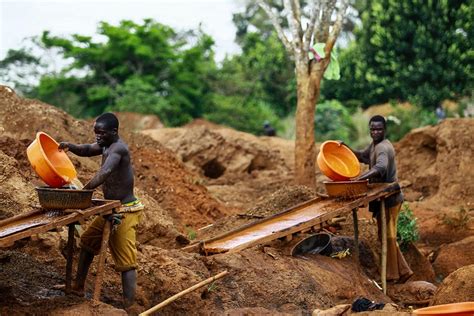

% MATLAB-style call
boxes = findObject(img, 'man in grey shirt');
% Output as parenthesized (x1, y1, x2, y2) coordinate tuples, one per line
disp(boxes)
(346, 115, 413, 282)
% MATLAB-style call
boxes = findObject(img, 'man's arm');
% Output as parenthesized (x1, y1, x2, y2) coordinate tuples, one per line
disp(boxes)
(59, 142, 102, 157)
(83, 150, 122, 190)
(338, 141, 370, 164)
(354, 150, 388, 181)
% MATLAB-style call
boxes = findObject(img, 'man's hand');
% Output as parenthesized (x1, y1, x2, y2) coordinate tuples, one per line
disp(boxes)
(108, 213, 123, 232)
(58, 142, 70, 152)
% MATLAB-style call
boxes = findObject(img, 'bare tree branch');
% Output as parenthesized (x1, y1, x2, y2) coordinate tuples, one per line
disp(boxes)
(257, 0, 294, 55)
(283, 0, 302, 57)
(315, 0, 336, 42)
(326, 0, 349, 52)
(291, 0, 303, 39)
(304, 1, 322, 50)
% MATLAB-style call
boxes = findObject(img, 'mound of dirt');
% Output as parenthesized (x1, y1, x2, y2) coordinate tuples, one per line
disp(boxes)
(0, 89, 232, 233)
(0, 149, 36, 219)
(142, 126, 291, 182)
(247, 185, 317, 218)
(432, 236, 474, 280)
(395, 118, 474, 207)
(430, 264, 474, 305)
(114, 112, 163, 133)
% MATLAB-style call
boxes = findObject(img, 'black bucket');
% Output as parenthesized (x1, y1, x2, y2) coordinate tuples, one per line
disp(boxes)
(291, 233, 332, 256)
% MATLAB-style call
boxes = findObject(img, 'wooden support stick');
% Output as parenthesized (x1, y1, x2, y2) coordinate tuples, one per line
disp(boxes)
(65, 224, 75, 293)
(140, 271, 229, 315)
(352, 208, 359, 265)
(93, 219, 111, 301)
(380, 200, 387, 294)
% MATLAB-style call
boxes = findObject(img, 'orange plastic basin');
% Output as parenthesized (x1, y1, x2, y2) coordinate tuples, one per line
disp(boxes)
(317, 141, 360, 181)
(413, 302, 474, 316)
(27, 132, 77, 188)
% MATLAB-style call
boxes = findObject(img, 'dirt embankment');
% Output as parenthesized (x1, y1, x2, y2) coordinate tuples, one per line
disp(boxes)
(395, 118, 474, 207)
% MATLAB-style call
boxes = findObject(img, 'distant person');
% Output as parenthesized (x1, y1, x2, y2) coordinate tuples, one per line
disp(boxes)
(59, 112, 143, 308)
(435, 105, 446, 123)
(263, 121, 276, 136)
(342, 115, 413, 283)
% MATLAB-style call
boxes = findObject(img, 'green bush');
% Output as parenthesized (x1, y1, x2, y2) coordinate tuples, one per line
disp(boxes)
(386, 105, 437, 142)
(314, 100, 354, 142)
(204, 95, 280, 135)
(397, 203, 420, 251)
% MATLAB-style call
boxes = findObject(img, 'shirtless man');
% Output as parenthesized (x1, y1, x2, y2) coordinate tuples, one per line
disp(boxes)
(59, 112, 143, 307)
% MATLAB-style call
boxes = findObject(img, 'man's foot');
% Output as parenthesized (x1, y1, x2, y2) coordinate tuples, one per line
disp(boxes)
(52, 283, 85, 296)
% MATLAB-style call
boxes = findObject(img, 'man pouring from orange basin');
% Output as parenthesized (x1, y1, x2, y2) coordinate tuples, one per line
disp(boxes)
(59, 112, 143, 308)
(342, 115, 413, 283)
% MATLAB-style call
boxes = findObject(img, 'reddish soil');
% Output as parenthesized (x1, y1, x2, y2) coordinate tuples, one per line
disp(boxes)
(1, 88, 473, 314)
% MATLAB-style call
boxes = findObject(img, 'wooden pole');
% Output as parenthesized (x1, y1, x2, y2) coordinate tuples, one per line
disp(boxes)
(352, 208, 359, 265)
(93, 219, 111, 301)
(380, 200, 387, 294)
(140, 270, 229, 316)
(65, 224, 75, 293)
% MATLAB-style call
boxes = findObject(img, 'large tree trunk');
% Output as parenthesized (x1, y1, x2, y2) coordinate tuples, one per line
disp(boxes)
(294, 61, 325, 188)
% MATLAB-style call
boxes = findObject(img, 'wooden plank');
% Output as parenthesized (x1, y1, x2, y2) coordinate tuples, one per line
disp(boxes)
(65, 224, 75, 293)
(352, 208, 359, 265)
(202, 183, 400, 255)
(93, 219, 112, 301)
(0, 199, 121, 248)
(381, 199, 387, 294)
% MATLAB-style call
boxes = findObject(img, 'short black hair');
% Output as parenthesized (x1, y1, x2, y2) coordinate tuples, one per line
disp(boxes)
(95, 112, 119, 130)
(369, 115, 386, 128)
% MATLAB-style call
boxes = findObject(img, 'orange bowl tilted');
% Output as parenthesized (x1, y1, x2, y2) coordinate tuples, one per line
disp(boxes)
(26, 132, 77, 188)
(317, 141, 360, 181)
(413, 302, 474, 316)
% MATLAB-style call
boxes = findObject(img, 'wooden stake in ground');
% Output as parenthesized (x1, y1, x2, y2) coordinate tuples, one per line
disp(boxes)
(93, 219, 112, 301)
(140, 271, 229, 316)
(380, 200, 387, 294)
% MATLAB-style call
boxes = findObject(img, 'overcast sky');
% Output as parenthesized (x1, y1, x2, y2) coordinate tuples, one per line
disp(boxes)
(0, 0, 242, 62)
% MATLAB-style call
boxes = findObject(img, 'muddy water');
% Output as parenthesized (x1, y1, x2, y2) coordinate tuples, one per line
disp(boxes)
(0, 210, 63, 238)
(205, 199, 337, 252)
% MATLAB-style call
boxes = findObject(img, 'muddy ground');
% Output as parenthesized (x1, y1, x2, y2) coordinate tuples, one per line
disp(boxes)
(0, 87, 473, 315)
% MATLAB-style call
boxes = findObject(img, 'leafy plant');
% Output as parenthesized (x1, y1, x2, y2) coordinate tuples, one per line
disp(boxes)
(185, 226, 197, 241)
(397, 203, 420, 251)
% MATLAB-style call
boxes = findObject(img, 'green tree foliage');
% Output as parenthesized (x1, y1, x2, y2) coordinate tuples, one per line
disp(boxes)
(22, 19, 216, 126)
(314, 100, 354, 142)
(386, 105, 438, 142)
(214, 32, 296, 118)
(204, 95, 280, 135)
(324, 0, 474, 108)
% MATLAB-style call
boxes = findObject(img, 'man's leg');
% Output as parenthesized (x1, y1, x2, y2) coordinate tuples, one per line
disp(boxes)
(74, 249, 94, 292)
(122, 269, 137, 308)
(109, 211, 142, 307)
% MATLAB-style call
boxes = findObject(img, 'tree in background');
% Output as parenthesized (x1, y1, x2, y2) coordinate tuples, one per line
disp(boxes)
(258, 0, 349, 187)
(325, 0, 474, 108)
(1, 19, 216, 126)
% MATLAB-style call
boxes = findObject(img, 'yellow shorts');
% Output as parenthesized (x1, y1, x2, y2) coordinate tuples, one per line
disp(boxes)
(80, 203, 143, 272)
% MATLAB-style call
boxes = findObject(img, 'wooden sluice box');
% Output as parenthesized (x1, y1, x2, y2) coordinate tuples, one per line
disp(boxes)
(0, 199, 121, 301)
(200, 183, 401, 255)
